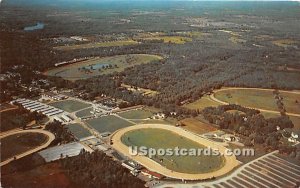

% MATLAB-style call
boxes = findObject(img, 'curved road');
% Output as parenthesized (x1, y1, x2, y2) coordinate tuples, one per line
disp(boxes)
(210, 87, 300, 117)
(0, 129, 55, 166)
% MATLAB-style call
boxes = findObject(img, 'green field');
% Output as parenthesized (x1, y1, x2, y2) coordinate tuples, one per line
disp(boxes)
(75, 107, 93, 118)
(1, 133, 48, 162)
(121, 128, 225, 174)
(86, 115, 134, 133)
(45, 54, 162, 81)
(214, 89, 300, 114)
(184, 95, 220, 110)
(138, 36, 192, 44)
(118, 109, 153, 119)
(66, 123, 92, 139)
(215, 89, 278, 111)
(53, 40, 139, 51)
(280, 92, 300, 114)
(49, 100, 91, 113)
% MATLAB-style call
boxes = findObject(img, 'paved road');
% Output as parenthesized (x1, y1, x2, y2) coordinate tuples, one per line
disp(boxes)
(0, 129, 55, 166)
(210, 87, 300, 117)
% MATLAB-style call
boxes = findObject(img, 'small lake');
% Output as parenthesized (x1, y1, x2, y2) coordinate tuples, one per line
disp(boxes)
(24, 22, 44, 31)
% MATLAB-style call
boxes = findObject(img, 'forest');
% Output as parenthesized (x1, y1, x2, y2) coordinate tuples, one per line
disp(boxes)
(202, 104, 299, 159)
(60, 150, 145, 188)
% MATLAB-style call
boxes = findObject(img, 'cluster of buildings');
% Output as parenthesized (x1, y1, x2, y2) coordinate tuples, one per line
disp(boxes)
(42, 92, 68, 101)
(121, 160, 164, 180)
(11, 98, 73, 124)
(12, 99, 63, 117)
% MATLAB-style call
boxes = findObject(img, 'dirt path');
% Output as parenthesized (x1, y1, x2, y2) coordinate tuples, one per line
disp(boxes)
(210, 87, 300, 117)
(111, 124, 239, 180)
(0, 129, 55, 166)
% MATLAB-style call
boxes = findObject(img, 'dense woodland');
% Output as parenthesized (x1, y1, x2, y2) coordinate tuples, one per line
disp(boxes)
(0, 107, 46, 131)
(202, 104, 300, 159)
(45, 120, 75, 145)
(60, 150, 145, 188)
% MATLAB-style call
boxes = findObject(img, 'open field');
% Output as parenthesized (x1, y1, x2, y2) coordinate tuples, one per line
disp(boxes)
(45, 54, 162, 81)
(53, 40, 138, 51)
(86, 115, 134, 133)
(49, 99, 91, 112)
(66, 123, 92, 140)
(213, 88, 300, 114)
(137, 36, 192, 44)
(184, 95, 220, 110)
(118, 109, 154, 119)
(75, 107, 93, 118)
(272, 39, 298, 48)
(280, 92, 300, 114)
(1, 132, 48, 162)
(214, 88, 277, 111)
(180, 118, 217, 135)
(112, 124, 239, 180)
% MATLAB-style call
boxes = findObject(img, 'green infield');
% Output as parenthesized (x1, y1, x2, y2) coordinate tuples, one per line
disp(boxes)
(66, 123, 92, 140)
(214, 88, 300, 114)
(215, 89, 278, 111)
(184, 95, 220, 110)
(280, 92, 300, 114)
(118, 109, 154, 119)
(45, 54, 162, 81)
(1, 132, 48, 162)
(86, 115, 134, 133)
(121, 128, 225, 174)
(49, 100, 91, 113)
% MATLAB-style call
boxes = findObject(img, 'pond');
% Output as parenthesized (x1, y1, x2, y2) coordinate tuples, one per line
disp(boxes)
(24, 22, 44, 31)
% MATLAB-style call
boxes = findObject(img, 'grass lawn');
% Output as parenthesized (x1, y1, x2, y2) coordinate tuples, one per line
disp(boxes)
(180, 118, 217, 135)
(45, 54, 162, 81)
(53, 40, 138, 51)
(49, 100, 91, 113)
(66, 123, 92, 140)
(184, 95, 220, 110)
(86, 115, 134, 133)
(118, 109, 153, 119)
(75, 107, 93, 118)
(1, 133, 48, 162)
(121, 128, 225, 174)
(280, 92, 300, 114)
(214, 89, 278, 111)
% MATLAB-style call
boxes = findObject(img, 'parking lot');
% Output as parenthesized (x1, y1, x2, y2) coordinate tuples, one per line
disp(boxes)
(157, 151, 300, 188)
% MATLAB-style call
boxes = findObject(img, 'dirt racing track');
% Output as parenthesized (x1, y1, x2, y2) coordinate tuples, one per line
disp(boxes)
(111, 124, 240, 180)
(0, 129, 55, 166)
(210, 87, 300, 117)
